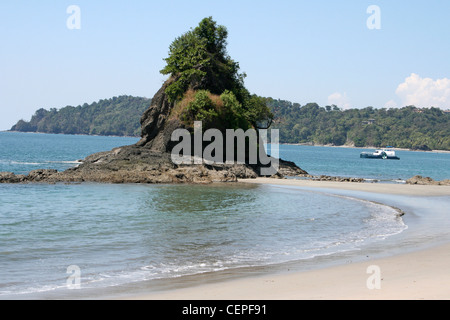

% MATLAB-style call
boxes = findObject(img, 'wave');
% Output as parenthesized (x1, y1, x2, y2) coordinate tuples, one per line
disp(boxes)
(1, 160, 81, 168)
(10, 161, 45, 166)
(0, 184, 409, 299)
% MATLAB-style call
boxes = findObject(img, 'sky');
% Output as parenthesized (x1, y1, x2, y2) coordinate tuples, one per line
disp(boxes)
(1, 0, 449, 130)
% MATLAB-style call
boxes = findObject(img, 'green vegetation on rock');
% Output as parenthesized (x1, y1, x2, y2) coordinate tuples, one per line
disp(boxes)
(160, 17, 273, 131)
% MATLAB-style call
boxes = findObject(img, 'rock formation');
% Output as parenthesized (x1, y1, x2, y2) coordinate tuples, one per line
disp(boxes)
(406, 175, 450, 186)
(0, 18, 308, 184)
(0, 78, 307, 184)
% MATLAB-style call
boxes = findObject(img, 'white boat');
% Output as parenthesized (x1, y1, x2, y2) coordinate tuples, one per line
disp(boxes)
(360, 147, 400, 160)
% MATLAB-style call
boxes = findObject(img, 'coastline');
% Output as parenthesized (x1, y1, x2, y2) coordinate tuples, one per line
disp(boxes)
(129, 178, 450, 300)
(131, 242, 450, 300)
(3, 130, 140, 139)
(240, 177, 450, 196)
(280, 142, 450, 154)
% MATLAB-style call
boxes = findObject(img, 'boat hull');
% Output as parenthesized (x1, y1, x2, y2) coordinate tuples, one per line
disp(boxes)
(360, 153, 400, 160)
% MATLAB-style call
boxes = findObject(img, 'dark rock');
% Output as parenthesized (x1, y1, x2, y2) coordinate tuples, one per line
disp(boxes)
(278, 159, 307, 176)
(0, 172, 23, 183)
(309, 174, 365, 183)
(27, 169, 58, 182)
(136, 78, 183, 153)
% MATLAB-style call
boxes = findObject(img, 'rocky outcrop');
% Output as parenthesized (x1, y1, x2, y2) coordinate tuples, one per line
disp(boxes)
(1, 77, 308, 184)
(0, 145, 306, 184)
(0, 172, 26, 183)
(136, 78, 181, 152)
(406, 175, 450, 186)
(311, 175, 365, 183)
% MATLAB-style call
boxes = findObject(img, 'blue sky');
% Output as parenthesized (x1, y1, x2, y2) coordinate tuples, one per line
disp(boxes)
(1, 0, 449, 130)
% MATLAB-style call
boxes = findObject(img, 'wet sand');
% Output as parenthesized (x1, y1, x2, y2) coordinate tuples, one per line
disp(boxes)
(128, 178, 450, 300)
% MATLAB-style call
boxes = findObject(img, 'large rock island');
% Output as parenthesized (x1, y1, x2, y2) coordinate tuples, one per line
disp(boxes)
(1, 18, 307, 184)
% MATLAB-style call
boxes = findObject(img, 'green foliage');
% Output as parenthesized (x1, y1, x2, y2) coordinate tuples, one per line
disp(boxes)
(244, 95, 274, 129)
(160, 17, 272, 131)
(220, 90, 249, 130)
(10, 96, 150, 137)
(268, 100, 450, 150)
(180, 90, 250, 131)
(184, 90, 218, 128)
(13, 93, 448, 151)
(161, 17, 246, 102)
(161, 30, 211, 102)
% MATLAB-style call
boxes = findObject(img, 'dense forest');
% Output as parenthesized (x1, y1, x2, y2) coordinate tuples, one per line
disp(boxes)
(267, 99, 450, 151)
(10, 96, 150, 137)
(10, 95, 450, 150)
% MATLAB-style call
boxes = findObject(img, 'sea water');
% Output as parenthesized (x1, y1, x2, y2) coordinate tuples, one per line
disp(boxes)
(277, 144, 450, 182)
(0, 132, 449, 299)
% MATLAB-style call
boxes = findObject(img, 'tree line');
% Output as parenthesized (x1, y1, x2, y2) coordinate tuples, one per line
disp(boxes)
(10, 95, 150, 137)
(267, 99, 450, 151)
(10, 96, 450, 151)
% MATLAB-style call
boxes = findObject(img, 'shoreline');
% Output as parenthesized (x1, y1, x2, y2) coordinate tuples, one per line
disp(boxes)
(240, 177, 450, 196)
(279, 142, 450, 154)
(129, 178, 450, 300)
(131, 242, 450, 300)
(0, 130, 141, 139)
(2, 130, 140, 139)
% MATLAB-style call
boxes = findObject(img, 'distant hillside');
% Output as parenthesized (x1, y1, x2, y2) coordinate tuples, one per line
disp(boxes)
(267, 98, 450, 151)
(10, 95, 450, 151)
(11, 96, 150, 137)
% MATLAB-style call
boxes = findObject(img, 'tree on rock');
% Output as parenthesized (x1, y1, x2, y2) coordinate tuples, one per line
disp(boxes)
(159, 17, 273, 132)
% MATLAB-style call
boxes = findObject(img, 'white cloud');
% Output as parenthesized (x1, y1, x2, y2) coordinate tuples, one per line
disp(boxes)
(395, 73, 450, 109)
(327, 92, 351, 109)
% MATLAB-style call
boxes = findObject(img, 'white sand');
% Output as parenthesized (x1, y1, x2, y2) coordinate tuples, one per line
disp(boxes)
(132, 243, 450, 300)
(240, 177, 450, 196)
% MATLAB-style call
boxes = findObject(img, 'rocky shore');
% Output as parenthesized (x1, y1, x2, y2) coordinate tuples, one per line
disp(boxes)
(0, 63, 310, 184)
(405, 175, 450, 186)
(3, 159, 449, 185)
(0, 144, 307, 184)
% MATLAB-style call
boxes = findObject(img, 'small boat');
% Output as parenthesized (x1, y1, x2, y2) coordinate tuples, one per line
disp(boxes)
(360, 147, 400, 160)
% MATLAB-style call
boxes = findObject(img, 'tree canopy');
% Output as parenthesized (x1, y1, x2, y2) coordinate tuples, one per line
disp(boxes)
(10, 96, 150, 137)
(160, 17, 273, 131)
(268, 100, 450, 151)
(10, 95, 450, 151)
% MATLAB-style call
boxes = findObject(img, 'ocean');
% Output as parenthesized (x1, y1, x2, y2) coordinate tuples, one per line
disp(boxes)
(0, 131, 449, 299)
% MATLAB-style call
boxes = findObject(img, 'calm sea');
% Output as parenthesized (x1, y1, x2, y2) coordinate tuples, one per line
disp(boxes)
(0, 131, 449, 299)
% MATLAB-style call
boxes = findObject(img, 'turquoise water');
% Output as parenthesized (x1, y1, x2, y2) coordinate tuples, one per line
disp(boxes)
(1, 132, 449, 181)
(276, 144, 450, 182)
(0, 132, 448, 299)
(0, 132, 139, 175)
(1, 182, 409, 298)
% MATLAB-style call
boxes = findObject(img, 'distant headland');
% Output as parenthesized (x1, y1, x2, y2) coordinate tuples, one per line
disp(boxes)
(10, 99, 449, 152)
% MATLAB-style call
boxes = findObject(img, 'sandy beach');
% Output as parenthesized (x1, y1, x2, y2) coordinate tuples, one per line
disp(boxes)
(126, 178, 450, 300)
